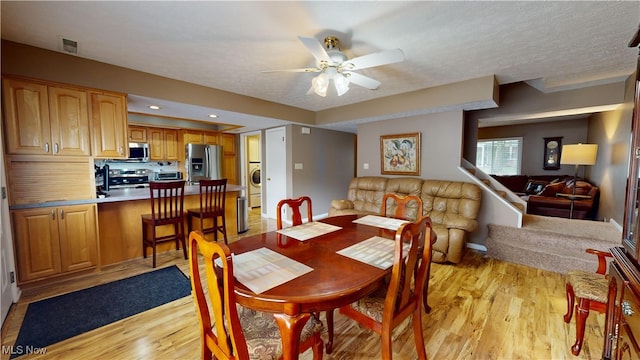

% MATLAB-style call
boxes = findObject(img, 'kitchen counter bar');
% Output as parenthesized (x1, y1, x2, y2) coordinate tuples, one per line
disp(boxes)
(10, 184, 244, 266)
(8, 184, 244, 210)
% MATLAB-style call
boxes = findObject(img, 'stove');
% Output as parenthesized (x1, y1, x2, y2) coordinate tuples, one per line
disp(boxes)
(108, 168, 153, 189)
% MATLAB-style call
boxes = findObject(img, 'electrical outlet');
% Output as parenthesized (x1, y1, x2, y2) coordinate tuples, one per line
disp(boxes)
(294, 163, 303, 170)
(363, 163, 369, 169)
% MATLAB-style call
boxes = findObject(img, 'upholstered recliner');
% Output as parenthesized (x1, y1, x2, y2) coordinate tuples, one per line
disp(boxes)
(329, 176, 482, 263)
(420, 180, 482, 263)
(329, 177, 388, 217)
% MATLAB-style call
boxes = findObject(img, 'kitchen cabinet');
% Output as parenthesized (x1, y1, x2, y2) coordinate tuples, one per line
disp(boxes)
(219, 133, 238, 185)
(2, 77, 91, 156)
(128, 125, 147, 142)
(182, 130, 204, 145)
(148, 128, 179, 161)
(204, 131, 219, 145)
(90, 91, 128, 159)
(12, 204, 99, 283)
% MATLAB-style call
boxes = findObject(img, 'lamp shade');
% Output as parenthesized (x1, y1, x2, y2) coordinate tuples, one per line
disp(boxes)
(560, 143, 598, 165)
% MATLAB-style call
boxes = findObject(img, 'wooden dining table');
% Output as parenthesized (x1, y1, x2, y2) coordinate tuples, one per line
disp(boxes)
(228, 214, 399, 360)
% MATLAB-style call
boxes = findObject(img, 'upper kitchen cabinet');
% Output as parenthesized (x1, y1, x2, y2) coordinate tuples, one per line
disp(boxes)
(90, 91, 128, 159)
(3, 77, 90, 156)
(128, 125, 147, 142)
(219, 133, 238, 184)
(148, 127, 179, 161)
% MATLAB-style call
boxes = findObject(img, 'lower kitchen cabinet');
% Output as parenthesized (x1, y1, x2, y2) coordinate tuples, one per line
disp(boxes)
(12, 204, 99, 283)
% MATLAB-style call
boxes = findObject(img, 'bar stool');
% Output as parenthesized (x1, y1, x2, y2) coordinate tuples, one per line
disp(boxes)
(187, 179, 228, 244)
(142, 180, 187, 268)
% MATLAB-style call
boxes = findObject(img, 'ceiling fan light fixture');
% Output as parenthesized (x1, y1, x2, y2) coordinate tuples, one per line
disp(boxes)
(334, 73, 350, 96)
(312, 73, 329, 97)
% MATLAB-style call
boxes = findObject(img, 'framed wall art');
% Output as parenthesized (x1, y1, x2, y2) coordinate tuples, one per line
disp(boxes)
(380, 132, 421, 175)
(543, 137, 562, 170)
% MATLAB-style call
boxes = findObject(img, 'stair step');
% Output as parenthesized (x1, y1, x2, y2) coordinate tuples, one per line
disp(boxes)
(486, 221, 619, 274)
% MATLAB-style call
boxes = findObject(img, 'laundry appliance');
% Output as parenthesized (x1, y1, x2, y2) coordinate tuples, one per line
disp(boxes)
(248, 162, 261, 208)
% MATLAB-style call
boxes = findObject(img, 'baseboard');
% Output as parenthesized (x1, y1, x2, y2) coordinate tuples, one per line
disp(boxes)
(467, 242, 487, 252)
(609, 218, 623, 233)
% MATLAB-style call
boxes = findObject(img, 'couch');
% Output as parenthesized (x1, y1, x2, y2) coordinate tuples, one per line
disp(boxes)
(526, 179, 600, 220)
(490, 174, 573, 195)
(329, 176, 482, 263)
(491, 174, 600, 220)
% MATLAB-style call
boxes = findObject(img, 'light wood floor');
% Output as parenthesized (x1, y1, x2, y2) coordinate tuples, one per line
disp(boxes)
(1, 208, 605, 360)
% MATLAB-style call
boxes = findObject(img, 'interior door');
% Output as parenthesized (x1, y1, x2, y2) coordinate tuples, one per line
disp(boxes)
(265, 127, 287, 219)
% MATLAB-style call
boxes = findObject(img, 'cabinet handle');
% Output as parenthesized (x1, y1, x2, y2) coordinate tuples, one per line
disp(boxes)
(119, 146, 123, 155)
(622, 300, 635, 316)
(50, 210, 55, 220)
(45, 143, 50, 153)
(59, 209, 64, 220)
(54, 143, 59, 154)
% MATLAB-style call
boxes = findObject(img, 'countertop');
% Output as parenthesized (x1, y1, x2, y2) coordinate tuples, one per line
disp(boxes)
(9, 184, 244, 210)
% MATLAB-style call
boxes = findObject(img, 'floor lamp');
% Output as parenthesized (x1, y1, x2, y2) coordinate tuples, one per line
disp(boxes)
(559, 143, 598, 219)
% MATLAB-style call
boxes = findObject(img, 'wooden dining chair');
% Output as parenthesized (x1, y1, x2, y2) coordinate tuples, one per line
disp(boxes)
(141, 180, 187, 268)
(276, 196, 312, 230)
(326, 192, 426, 353)
(564, 248, 612, 355)
(188, 230, 325, 360)
(186, 178, 228, 244)
(338, 216, 433, 360)
(381, 193, 423, 221)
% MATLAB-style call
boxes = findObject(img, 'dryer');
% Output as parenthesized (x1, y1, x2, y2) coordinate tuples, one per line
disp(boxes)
(248, 162, 261, 208)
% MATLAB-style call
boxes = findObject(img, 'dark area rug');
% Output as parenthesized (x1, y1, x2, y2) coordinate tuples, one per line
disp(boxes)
(11, 265, 191, 358)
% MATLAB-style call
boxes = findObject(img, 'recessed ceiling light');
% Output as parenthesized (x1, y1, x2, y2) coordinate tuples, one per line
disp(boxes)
(208, 114, 218, 118)
(148, 105, 160, 110)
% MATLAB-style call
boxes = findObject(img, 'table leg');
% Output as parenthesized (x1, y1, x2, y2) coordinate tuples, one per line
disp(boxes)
(273, 312, 310, 360)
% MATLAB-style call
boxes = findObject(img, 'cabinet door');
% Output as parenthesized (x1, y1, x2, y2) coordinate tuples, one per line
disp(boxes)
(219, 133, 236, 155)
(164, 129, 179, 161)
(12, 208, 61, 282)
(91, 92, 127, 158)
(48, 86, 91, 156)
(183, 130, 204, 145)
(57, 204, 98, 272)
(2, 78, 51, 155)
(148, 128, 165, 160)
(129, 126, 147, 142)
(204, 131, 218, 145)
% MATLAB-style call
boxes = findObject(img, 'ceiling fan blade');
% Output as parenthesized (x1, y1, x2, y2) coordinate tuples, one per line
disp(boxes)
(343, 48, 405, 71)
(261, 68, 321, 73)
(345, 72, 381, 90)
(298, 36, 331, 64)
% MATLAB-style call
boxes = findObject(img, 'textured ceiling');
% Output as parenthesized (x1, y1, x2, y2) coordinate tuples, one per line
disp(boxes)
(2, 1, 639, 132)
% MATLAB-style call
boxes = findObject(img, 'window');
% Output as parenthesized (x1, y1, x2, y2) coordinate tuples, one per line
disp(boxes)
(476, 137, 523, 175)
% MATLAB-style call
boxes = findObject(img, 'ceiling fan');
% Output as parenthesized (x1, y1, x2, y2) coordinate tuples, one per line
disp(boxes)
(263, 36, 405, 97)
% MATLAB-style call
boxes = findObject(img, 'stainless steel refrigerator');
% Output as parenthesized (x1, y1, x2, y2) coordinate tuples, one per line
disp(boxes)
(185, 143, 222, 183)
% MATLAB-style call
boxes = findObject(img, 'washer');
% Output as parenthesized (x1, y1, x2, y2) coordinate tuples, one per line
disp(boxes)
(248, 162, 261, 208)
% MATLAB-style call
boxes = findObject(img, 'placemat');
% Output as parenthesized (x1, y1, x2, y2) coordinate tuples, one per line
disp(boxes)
(276, 221, 342, 241)
(352, 215, 409, 231)
(230, 247, 313, 293)
(337, 236, 408, 269)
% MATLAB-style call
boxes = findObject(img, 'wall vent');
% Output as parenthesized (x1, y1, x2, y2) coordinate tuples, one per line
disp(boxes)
(60, 37, 78, 55)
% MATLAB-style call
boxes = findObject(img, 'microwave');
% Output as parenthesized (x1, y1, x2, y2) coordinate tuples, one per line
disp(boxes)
(128, 142, 150, 162)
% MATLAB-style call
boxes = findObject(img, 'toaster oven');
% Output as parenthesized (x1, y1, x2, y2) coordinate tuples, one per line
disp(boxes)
(154, 171, 182, 181)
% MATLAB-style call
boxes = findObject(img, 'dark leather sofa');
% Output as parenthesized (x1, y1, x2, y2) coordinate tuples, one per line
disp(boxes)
(491, 174, 600, 220)
(526, 179, 599, 220)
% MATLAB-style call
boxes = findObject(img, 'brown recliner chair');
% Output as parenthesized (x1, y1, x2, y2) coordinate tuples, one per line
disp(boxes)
(527, 179, 600, 220)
